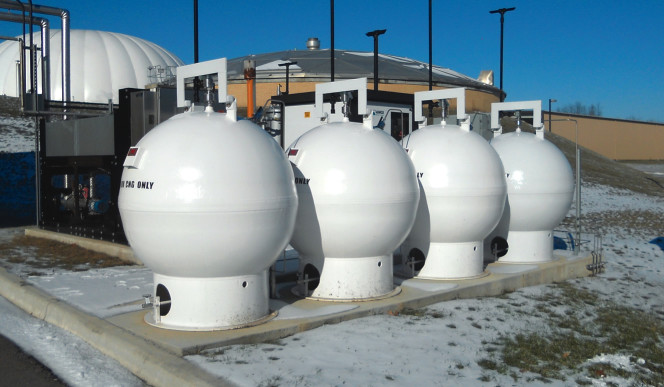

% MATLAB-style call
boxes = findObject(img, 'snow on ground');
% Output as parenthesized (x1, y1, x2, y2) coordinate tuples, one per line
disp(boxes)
(0, 287, 145, 386)
(0, 115, 35, 153)
(0, 182, 662, 386)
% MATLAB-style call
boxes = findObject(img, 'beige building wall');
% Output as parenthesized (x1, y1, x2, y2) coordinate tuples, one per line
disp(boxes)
(228, 80, 500, 114)
(545, 112, 664, 161)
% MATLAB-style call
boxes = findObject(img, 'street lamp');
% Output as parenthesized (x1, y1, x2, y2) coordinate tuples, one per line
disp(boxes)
(278, 61, 297, 95)
(489, 7, 515, 102)
(548, 98, 557, 131)
(366, 29, 387, 91)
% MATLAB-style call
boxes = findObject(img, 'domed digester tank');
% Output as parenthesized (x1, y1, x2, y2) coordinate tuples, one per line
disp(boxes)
(118, 59, 298, 330)
(400, 88, 507, 279)
(288, 78, 419, 300)
(486, 101, 574, 263)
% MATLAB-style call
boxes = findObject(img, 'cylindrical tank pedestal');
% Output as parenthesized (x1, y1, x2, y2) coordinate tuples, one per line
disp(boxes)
(496, 230, 553, 263)
(147, 272, 271, 330)
(415, 242, 486, 279)
(310, 256, 394, 300)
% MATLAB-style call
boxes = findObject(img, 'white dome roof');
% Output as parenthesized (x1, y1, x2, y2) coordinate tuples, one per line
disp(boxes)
(0, 29, 183, 103)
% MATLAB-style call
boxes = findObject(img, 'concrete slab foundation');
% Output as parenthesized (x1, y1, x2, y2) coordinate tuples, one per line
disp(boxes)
(0, 228, 596, 386)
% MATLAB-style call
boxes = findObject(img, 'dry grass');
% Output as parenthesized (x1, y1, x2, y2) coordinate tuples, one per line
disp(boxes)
(479, 283, 664, 384)
(0, 235, 132, 274)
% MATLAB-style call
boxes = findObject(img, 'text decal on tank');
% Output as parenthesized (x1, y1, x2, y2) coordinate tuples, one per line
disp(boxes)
(121, 180, 155, 190)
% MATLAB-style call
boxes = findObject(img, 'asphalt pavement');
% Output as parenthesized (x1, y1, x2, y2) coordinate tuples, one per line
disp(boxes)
(0, 334, 65, 387)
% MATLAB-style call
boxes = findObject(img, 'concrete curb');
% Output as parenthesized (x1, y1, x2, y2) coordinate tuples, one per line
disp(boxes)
(0, 267, 235, 387)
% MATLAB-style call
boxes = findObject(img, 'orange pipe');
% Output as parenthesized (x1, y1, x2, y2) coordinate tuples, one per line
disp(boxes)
(247, 78, 255, 118)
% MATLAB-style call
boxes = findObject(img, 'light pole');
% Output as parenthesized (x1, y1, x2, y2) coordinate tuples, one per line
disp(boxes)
(489, 7, 515, 102)
(278, 61, 297, 95)
(366, 29, 386, 91)
(548, 98, 557, 131)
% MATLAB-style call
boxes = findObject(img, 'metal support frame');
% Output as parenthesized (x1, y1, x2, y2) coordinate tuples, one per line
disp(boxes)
(176, 58, 227, 108)
(549, 117, 581, 253)
(414, 87, 468, 124)
(314, 77, 367, 118)
(491, 100, 543, 138)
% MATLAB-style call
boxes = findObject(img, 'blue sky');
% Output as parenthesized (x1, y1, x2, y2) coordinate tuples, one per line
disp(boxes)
(1, 0, 662, 122)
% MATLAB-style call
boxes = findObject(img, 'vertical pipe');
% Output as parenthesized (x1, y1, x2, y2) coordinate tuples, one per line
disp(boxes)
(372, 37, 379, 90)
(428, 0, 432, 91)
(499, 13, 504, 101)
(244, 60, 256, 118)
(192, 0, 200, 102)
(193, 0, 199, 63)
(330, 0, 334, 82)
(247, 78, 254, 118)
(575, 122, 581, 253)
(548, 100, 552, 132)
(28, 1, 36, 108)
(61, 9, 70, 104)
(39, 17, 49, 101)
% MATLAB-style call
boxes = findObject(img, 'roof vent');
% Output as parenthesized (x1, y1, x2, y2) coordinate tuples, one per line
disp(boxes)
(478, 70, 494, 86)
(307, 37, 320, 50)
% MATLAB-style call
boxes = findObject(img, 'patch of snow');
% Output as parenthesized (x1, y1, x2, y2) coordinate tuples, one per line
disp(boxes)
(0, 115, 35, 153)
(0, 296, 144, 386)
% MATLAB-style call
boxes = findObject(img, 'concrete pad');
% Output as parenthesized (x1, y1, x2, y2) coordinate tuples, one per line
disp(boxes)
(488, 264, 539, 274)
(106, 253, 594, 356)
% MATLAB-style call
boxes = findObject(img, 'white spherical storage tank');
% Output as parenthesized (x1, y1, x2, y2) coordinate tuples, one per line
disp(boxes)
(118, 59, 297, 330)
(288, 79, 419, 300)
(487, 101, 574, 263)
(0, 29, 183, 103)
(400, 88, 506, 279)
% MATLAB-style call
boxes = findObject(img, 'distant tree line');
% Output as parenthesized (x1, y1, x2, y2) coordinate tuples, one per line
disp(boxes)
(556, 102, 603, 117)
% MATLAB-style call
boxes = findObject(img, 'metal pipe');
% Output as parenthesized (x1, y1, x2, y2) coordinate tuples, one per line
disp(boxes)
(330, 0, 334, 82)
(428, 0, 432, 91)
(0, 1, 70, 104)
(0, 13, 50, 101)
(550, 118, 580, 252)
(193, 0, 199, 64)
(548, 99, 557, 132)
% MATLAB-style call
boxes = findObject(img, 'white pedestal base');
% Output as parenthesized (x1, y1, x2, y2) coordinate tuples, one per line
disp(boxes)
(145, 271, 272, 331)
(499, 230, 555, 263)
(416, 241, 486, 280)
(307, 255, 395, 301)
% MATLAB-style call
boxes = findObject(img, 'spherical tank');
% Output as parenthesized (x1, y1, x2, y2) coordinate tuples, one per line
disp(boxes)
(288, 118, 419, 300)
(489, 129, 574, 263)
(118, 109, 297, 330)
(401, 121, 506, 279)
